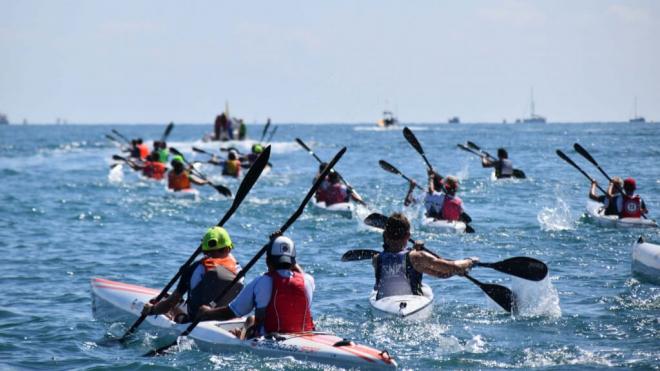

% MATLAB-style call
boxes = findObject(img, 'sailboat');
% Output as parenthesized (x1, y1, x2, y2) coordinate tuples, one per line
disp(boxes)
(629, 97, 646, 123)
(520, 88, 546, 124)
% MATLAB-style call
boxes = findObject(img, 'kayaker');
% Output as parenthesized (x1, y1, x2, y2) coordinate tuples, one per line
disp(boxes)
(139, 152, 167, 180)
(244, 144, 264, 166)
(222, 150, 242, 178)
(141, 227, 243, 323)
(372, 213, 475, 299)
(615, 177, 648, 219)
(168, 156, 207, 191)
(481, 148, 513, 179)
(324, 171, 363, 206)
(136, 138, 150, 160)
(150, 141, 169, 163)
(422, 171, 445, 218)
(129, 139, 141, 159)
(197, 233, 315, 339)
(589, 177, 623, 215)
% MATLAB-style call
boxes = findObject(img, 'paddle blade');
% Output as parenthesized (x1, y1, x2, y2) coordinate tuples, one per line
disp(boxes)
(341, 249, 379, 262)
(364, 213, 388, 229)
(162, 122, 174, 141)
(465, 274, 514, 312)
(465, 224, 476, 234)
(477, 257, 548, 281)
(169, 147, 183, 157)
(212, 184, 232, 197)
(573, 143, 598, 167)
(513, 169, 526, 179)
(112, 154, 126, 162)
(295, 137, 312, 152)
(467, 141, 481, 151)
(192, 146, 212, 156)
(403, 127, 424, 155)
(378, 160, 401, 175)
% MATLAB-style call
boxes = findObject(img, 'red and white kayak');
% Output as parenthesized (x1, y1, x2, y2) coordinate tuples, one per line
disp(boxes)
(586, 200, 657, 228)
(421, 217, 467, 234)
(91, 278, 396, 369)
(311, 199, 355, 217)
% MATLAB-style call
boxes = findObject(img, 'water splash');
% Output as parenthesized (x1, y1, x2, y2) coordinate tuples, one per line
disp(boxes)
(107, 164, 124, 183)
(511, 276, 561, 318)
(537, 197, 575, 231)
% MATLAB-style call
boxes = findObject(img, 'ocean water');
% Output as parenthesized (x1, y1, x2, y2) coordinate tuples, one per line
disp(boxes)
(0, 123, 658, 370)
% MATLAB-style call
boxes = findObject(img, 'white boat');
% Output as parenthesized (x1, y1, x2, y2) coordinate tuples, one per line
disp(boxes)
(91, 278, 397, 369)
(311, 199, 355, 217)
(421, 217, 467, 233)
(165, 188, 200, 201)
(585, 200, 657, 228)
(369, 284, 433, 320)
(632, 237, 660, 284)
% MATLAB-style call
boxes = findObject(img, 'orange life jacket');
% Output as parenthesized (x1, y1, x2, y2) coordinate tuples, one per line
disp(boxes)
(168, 170, 191, 190)
(202, 255, 239, 274)
(137, 144, 150, 160)
(223, 159, 241, 177)
(142, 161, 166, 180)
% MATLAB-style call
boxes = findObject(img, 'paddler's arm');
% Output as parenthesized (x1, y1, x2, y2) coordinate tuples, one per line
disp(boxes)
(589, 181, 605, 201)
(197, 305, 236, 321)
(189, 174, 208, 186)
(142, 291, 183, 316)
(481, 156, 494, 168)
(427, 170, 436, 193)
(408, 242, 475, 278)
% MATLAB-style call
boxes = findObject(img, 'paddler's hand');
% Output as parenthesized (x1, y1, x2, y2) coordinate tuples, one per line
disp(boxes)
(270, 230, 283, 240)
(413, 240, 425, 251)
(197, 305, 212, 321)
(455, 258, 477, 276)
(142, 302, 155, 316)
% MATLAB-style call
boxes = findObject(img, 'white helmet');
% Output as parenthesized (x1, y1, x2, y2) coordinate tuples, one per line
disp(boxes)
(267, 236, 296, 264)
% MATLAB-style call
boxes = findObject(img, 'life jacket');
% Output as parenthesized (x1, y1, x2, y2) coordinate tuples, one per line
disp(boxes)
(246, 153, 259, 165)
(620, 195, 642, 218)
(142, 161, 166, 180)
(375, 249, 423, 300)
(423, 191, 445, 219)
(264, 271, 315, 334)
(441, 195, 462, 221)
(168, 170, 191, 190)
(315, 178, 329, 203)
(186, 256, 242, 319)
(222, 159, 241, 177)
(137, 144, 150, 160)
(158, 148, 169, 163)
(325, 183, 348, 205)
(496, 159, 513, 178)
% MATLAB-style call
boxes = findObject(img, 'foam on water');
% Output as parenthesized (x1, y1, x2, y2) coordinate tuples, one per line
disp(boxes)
(537, 196, 575, 231)
(511, 276, 562, 317)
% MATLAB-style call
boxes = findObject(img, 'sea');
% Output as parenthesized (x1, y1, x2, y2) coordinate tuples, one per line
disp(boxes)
(0, 122, 658, 370)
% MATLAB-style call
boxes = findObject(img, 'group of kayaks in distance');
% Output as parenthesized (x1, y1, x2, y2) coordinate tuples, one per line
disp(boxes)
(98, 120, 657, 368)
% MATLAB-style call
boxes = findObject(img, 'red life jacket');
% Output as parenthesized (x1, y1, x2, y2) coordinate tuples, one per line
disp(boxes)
(621, 195, 642, 218)
(137, 144, 150, 160)
(264, 271, 314, 334)
(324, 183, 348, 205)
(441, 195, 462, 221)
(142, 161, 166, 180)
(314, 178, 329, 203)
(168, 170, 191, 190)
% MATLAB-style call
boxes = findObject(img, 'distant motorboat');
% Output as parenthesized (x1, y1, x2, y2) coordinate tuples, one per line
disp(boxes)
(0, 113, 8, 125)
(377, 110, 398, 127)
(448, 116, 460, 124)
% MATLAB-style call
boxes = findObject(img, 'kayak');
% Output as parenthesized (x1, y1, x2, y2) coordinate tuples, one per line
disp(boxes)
(421, 217, 467, 234)
(91, 278, 396, 368)
(585, 200, 657, 228)
(632, 237, 660, 284)
(311, 199, 355, 217)
(165, 188, 200, 200)
(369, 284, 433, 320)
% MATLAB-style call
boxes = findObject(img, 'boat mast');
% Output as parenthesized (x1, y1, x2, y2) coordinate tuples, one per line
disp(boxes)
(530, 88, 535, 117)
(634, 96, 638, 118)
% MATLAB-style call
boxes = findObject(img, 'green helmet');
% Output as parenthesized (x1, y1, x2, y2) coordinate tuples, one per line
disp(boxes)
(202, 227, 233, 252)
(252, 144, 263, 154)
(171, 155, 184, 165)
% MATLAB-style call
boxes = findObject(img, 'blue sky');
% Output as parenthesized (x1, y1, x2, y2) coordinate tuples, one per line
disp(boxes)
(1, 1, 658, 123)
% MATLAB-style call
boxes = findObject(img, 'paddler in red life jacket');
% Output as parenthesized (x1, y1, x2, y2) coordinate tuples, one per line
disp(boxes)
(139, 152, 167, 180)
(141, 227, 243, 323)
(481, 148, 514, 179)
(373, 213, 476, 299)
(589, 176, 623, 215)
(167, 155, 207, 191)
(422, 173, 466, 222)
(615, 177, 648, 219)
(135, 138, 150, 160)
(323, 171, 363, 206)
(197, 233, 316, 339)
(314, 162, 331, 203)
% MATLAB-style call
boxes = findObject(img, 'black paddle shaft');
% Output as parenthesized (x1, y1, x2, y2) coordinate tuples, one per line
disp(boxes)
(119, 146, 271, 343)
(378, 160, 424, 190)
(146, 147, 347, 356)
(556, 150, 607, 194)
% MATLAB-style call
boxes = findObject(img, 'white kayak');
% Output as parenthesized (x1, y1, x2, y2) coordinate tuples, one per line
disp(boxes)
(369, 284, 434, 320)
(632, 237, 660, 284)
(421, 217, 467, 234)
(585, 200, 657, 228)
(165, 188, 200, 200)
(311, 199, 355, 217)
(91, 278, 396, 369)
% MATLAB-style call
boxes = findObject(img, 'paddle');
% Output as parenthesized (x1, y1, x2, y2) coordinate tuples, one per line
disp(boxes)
(192, 146, 214, 157)
(118, 145, 271, 343)
(161, 122, 174, 142)
(378, 160, 424, 190)
(573, 143, 648, 219)
(467, 141, 526, 179)
(111, 129, 131, 145)
(341, 249, 547, 281)
(145, 147, 347, 356)
(362, 213, 518, 312)
(556, 150, 607, 194)
(295, 138, 367, 206)
(106, 134, 126, 148)
(169, 148, 232, 197)
(259, 119, 271, 143)
(266, 126, 278, 143)
(457, 143, 484, 158)
(112, 154, 141, 171)
(403, 128, 474, 233)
